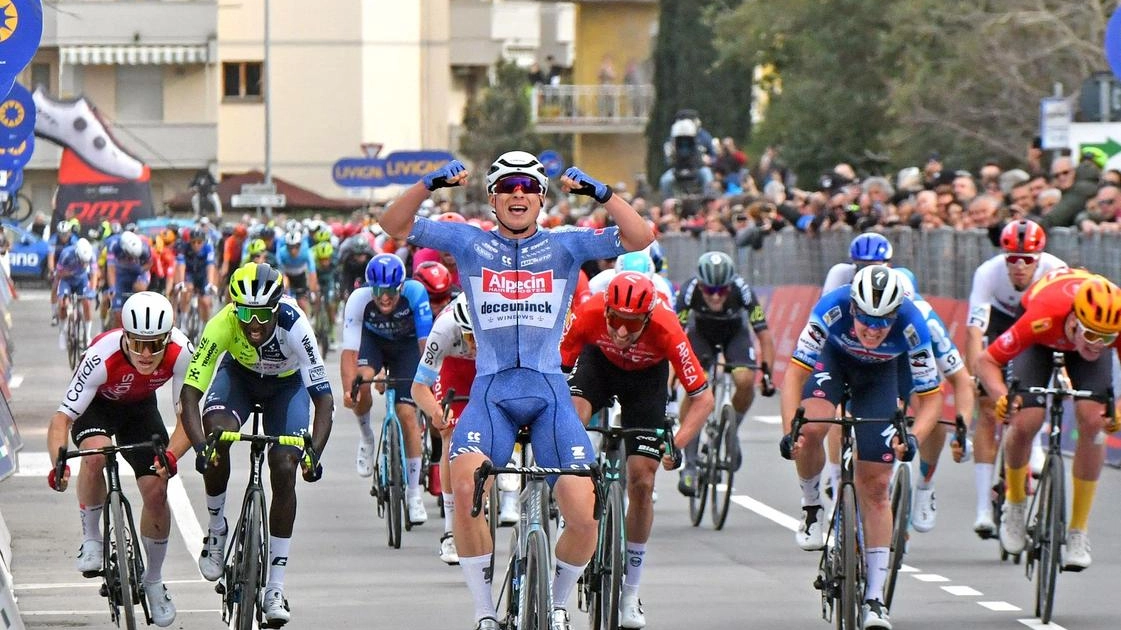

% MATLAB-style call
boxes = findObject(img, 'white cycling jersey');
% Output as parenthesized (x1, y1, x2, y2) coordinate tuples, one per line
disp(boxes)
(966, 252, 1066, 331)
(414, 309, 475, 387)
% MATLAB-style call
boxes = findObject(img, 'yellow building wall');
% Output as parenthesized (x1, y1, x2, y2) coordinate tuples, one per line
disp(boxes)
(163, 66, 215, 124)
(572, 1, 658, 195)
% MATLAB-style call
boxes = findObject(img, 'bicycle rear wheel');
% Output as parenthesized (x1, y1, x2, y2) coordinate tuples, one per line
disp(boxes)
(67, 309, 82, 370)
(233, 495, 265, 630)
(883, 462, 912, 608)
(837, 484, 861, 630)
(689, 424, 712, 526)
(109, 492, 139, 630)
(522, 529, 554, 630)
(1032, 454, 1064, 623)
(592, 484, 625, 630)
(710, 405, 736, 530)
(387, 421, 404, 548)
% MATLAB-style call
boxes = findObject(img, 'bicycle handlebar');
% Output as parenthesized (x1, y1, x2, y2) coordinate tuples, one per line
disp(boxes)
(470, 460, 603, 521)
(204, 430, 317, 469)
(791, 407, 911, 452)
(55, 433, 169, 489)
(585, 417, 682, 468)
(350, 376, 413, 401)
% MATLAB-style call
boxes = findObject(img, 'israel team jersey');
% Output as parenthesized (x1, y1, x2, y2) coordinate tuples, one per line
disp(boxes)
(792, 285, 941, 394)
(407, 218, 627, 375)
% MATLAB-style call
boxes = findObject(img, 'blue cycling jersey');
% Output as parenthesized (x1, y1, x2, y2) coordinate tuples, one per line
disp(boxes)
(407, 219, 627, 376)
(56, 245, 91, 278)
(792, 285, 941, 394)
(276, 242, 315, 276)
(176, 241, 215, 277)
(342, 279, 433, 346)
(108, 238, 152, 276)
(49, 233, 77, 260)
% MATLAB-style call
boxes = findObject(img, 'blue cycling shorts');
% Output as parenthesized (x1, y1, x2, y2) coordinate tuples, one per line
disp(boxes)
(203, 356, 311, 438)
(57, 274, 93, 300)
(449, 367, 595, 472)
(358, 334, 420, 405)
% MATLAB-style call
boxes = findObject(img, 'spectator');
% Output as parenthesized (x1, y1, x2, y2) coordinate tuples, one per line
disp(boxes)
(527, 62, 547, 86)
(1041, 155, 1099, 228)
(964, 194, 1001, 231)
(923, 152, 944, 189)
(1103, 169, 1121, 186)
(979, 161, 1002, 196)
(546, 55, 564, 85)
(1008, 179, 1037, 219)
(916, 190, 943, 229)
(895, 167, 924, 202)
(1078, 184, 1121, 234)
(1027, 172, 1049, 200)
(1026, 136, 1045, 174)
(999, 168, 1030, 198)
(952, 172, 978, 205)
(1038, 188, 1062, 216)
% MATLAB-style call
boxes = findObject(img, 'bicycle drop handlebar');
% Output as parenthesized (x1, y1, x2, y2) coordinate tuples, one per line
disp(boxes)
(350, 376, 414, 402)
(585, 416, 682, 469)
(790, 407, 914, 460)
(470, 460, 603, 520)
(54, 433, 169, 490)
(203, 430, 318, 470)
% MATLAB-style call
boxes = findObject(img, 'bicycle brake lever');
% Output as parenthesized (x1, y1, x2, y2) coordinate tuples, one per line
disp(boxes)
(470, 461, 492, 518)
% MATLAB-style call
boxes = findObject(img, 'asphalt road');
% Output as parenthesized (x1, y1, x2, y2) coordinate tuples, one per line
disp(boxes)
(2, 289, 1118, 630)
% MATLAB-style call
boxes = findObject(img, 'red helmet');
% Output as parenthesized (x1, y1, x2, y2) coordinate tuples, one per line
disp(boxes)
(1000, 219, 1046, 254)
(436, 212, 467, 224)
(414, 261, 452, 296)
(606, 271, 657, 316)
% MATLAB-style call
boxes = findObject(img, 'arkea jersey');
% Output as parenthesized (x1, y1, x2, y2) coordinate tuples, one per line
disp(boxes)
(791, 285, 940, 395)
(675, 275, 769, 334)
(407, 219, 627, 375)
(560, 292, 709, 396)
(58, 328, 192, 419)
(986, 268, 1120, 365)
(587, 268, 676, 305)
(185, 299, 331, 396)
(414, 309, 476, 387)
(341, 279, 433, 347)
(967, 252, 1067, 331)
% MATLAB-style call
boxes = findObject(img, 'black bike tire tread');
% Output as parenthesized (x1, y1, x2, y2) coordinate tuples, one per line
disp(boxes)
(840, 484, 860, 630)
(111, 493, 138, 630)
(712, 405, 736, 530)
(235, 498, 263, 630)
(604, 485, 625, 630)
(884, 463, 912, 609)
(1037, 456, 1063, 624)
(524, 529, 553, 630)
(388, 421, 404, 548)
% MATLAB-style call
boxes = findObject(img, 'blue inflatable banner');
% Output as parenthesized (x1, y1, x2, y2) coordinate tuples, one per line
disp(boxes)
(383, 151, 456, 185)
(332, 157, 388, 188)
(0, 132, 32, 170)
(1, 82, 34, 142)
(1108, 9, 1121, 82)
(0, 1, 44, 101)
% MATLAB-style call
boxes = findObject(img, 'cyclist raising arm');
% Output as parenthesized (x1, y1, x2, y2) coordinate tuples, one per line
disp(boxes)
(179, 263, 333, 627)
(380, 152, 653, 630)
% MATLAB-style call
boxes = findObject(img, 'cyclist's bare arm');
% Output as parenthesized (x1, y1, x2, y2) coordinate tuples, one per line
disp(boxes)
(309, 392, 334, 457)
(757, 328, 777, 373)
(676, 386, 714, 448)
(966, 326, 985, 378)
(411, 382, 444, 429)
(596, 193, 654, 251)
(179, 384, 207, 448)
(46, 411, 74, 470)
(947, 368, 975, 429)
(975, 352, 1008, 402)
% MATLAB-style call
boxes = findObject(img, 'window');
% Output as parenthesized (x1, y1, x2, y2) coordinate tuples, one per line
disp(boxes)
(30, 63, 50, 91)
(223, 61, 263, 100)
(115, 66, 163, 121)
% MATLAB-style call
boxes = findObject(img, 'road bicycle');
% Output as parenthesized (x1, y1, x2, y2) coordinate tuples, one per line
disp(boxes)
(207, 408, 316, 630)
(62, 285, 90, 370)
(351, 376, 415, 549)
(471, 457, 601, 630)
(54, 434, 169, 629)
(418, 388, 471, 517)
(311, 293, 333, 356)
(791, 406, 911, 630)
(0, 191, 32, 222)
(1009, 352, 1097, 624)
(579, 410, 678, 630)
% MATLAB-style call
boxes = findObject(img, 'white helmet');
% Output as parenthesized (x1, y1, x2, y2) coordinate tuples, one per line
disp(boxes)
(121, 291, 174, 336)
(485, 150, 548, 195)
(450, 293, 473, 333)
(119, 231, 144, 258)
(851, 265, 905, 317)
(614, 250, 655, 279)
(284, 231, 304, 247)
(56, 220, 75, 235)
(74, 238, 94, 264)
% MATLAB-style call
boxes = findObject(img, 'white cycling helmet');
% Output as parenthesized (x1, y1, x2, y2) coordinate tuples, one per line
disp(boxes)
(485, 150, 549, 195)
(56, 220, 75, 235)
(450, 293, 473, 333)
(851, 265, 905, 317)
(74, 238, 94, 264)
(614, 250, 656, 279)
(284, 231, 304, 247)
(121, 291, 175, 337)
(119, 231, 144, 258)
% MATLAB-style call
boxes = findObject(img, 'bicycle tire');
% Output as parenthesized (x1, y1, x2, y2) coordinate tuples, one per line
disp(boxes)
(233, 495, 264, 630)
(883, 462, 912, 608)
(689, 424, 712, 527)
(7, 193, 32, 222)
(387, 420, 404, 548)
(1033, 455, 1064, 623)
(711, 404, 736, 530)
(110, 492, 139, 630)
(838, 484, 860, 630)
(595, 484, 625, 630)
(522, 529, 553, 630)
(67, 308, 81, 370)
(488, 483, 499, 579)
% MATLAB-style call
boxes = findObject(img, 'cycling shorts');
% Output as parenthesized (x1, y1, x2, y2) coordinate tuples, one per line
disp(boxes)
(203, 355, 312, 437)
(112, 272, 151, 309)
(800, 342, 903, 464)
(70, 395, 166, 478)
(567, 345, 670, 461)
(187, 270, 208, 292)
(688, 325, 757, 373)
(358, 335, 420, 405)
(287, 272, 309, 298)
(57, 274, 94, 300)
(1012, 345, 1112, 407)
(449, 367, 595, 473)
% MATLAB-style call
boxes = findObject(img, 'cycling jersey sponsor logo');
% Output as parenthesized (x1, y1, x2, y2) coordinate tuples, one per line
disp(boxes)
(997, 329, 1017, 351)
(676, 341, 700, 388)
(102, 372, 136, 401)
(65, 354, 104, 402)
(1030, 317, 1052, 334)
(308, 365, 326, 382)
(482, 268, 554, 299)
(910, 349, 931, 368)
(480, 301, 553, 315)
(813, 371, 831, 386)
(807, 323, 826, 345)
(301, 334, 318, 363)
(472, 243, 495, 260)
(904, 324, 920, 348)
(823, 306, 842, 326)
(423, 339, 440, 366)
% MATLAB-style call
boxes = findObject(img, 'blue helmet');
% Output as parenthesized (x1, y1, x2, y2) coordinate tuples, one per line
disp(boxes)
(365, 253, 406, 288)
(849, 233, 893, 263)
(615, 251, 655, 279)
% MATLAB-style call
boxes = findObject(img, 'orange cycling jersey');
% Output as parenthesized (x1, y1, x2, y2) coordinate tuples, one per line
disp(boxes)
(560, 292, 709, 396)
(987, 268, 1119, 364)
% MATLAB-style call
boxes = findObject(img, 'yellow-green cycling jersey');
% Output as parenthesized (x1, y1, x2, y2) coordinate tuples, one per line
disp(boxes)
(185, 298, 331, 396)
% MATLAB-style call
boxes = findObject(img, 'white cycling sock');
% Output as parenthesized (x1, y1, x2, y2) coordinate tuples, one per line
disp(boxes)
(552, 558, 586, 609)
(406, 457, 422, 492)
(827, 463, 841, 495)
(799, 474, 823, 507)
(79, 503, 103, 542)
(459, 554, 495, 621)
(205, 493, 227, 534)
(623, 541, 646, 596)
(864, 547, 889, 603)
(267, 536, 291, 590)
(974, 463, 994, 515)
(442, 492, 455, 533)
(141, 536, 168, 584)
(356, 413, 375, 443)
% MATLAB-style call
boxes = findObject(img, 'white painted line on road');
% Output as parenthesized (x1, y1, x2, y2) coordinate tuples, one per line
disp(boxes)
(1017, 618, 1068, 629)
(753, 415, 782, 424)
(979, 601, 1021, 612)
(168, 473, 204, 564)
(731, 494, 801, 531)
(8, 374, 22, 388)
(16, 577, 208, 591)
(15, 451, 121, 477)
(899, 564, 919, 573)
(942, 585, 982, 596)
(912, 573, 951, 582)
(21, 607, 220, 615)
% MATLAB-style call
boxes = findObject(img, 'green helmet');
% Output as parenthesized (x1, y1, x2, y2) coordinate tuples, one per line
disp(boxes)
(247, 238, 268, 256)
(228, 262, 283, 308)
(312, 241, 334, 261)
(697, 251, 735, 287)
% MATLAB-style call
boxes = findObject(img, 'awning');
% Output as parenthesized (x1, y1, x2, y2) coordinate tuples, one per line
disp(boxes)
(60, 45, 212, 66)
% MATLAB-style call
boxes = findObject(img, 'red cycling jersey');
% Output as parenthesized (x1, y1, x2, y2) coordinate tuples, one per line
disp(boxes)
(987, 268, 1121, 364)
(433, 356, 475, 417)
(560, 292, 709, 396)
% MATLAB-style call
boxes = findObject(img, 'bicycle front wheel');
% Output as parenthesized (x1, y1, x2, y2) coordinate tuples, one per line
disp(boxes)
(67, 311, 82, 371)
(837, 484, 861, 630)
(689, 426, 712, 527)
(233, 495, 265, 630)
(386, 420, 404, 548)
(711, 404, 737, 530)
(521, 529, 554, 630)
(592, 483, 626, 630)
(1032, 454, 1064, 623)
(883, 462, 912, 608)
(109, 492, 139, 630)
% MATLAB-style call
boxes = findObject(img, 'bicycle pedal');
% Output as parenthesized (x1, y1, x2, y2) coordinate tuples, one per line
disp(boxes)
(82, 569, 103, 579)
(99, 583, 109, 598)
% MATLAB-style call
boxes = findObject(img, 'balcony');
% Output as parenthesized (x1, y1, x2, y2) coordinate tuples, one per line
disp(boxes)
(531, 85, 654, 134)
(28, 122, 216, 171)
(41, 1, 218, 49)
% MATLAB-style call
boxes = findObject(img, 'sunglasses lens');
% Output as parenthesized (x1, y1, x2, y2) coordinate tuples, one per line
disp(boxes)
(235, 306, 274, 324)
(462, 331, 475, 345)
(372, 285, 400, 297)
(701, 285, 729, 296)
(494, 175, 542, 195)
(606, 310, 647, 333)
(855, 312, 894, 329)
(1005, 254, 1039, 266)
(126, 335, 168, 354)
(1078, 321, 1117, 345)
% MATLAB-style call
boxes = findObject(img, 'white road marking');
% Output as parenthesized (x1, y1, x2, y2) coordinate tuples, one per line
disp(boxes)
(942, 585, 982, 596)
(753, 415, 783, 424)
(16, 577, 208, 591)
(1017, 618, 1068, 629)
(979, 601, 1022, 612)
(912, 573, 951, 582)
(21, 607, 220, 615)
(730, 495, 800, 531)
(168, 473, 204, 564)
(8, 374, 22, 388)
